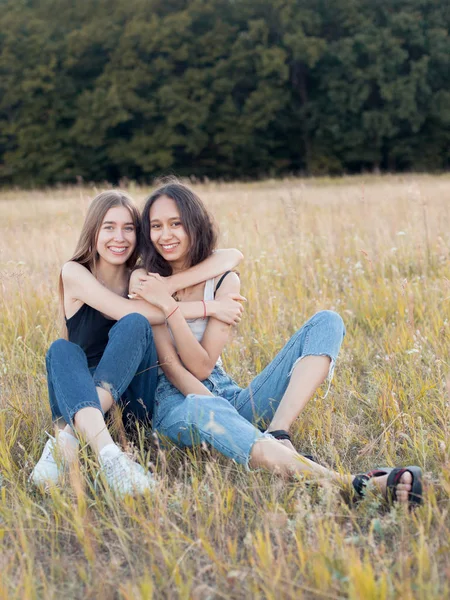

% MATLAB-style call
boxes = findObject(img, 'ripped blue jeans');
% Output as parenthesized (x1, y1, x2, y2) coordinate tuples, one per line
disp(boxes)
(153, 310, 345, 467)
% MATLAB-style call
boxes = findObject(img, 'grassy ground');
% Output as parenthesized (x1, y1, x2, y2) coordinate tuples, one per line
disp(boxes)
(0, 175, 449, 599)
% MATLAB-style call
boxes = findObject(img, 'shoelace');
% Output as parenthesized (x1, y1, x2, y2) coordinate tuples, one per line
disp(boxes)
(103, 455, 132, 484)
(42, 433, 56, 461)
(94, 453, 154, 494)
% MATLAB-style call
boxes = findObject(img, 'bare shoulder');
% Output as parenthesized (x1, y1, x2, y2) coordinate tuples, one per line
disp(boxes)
(61, 261, 91, 283)
(214, 271, 240, 296)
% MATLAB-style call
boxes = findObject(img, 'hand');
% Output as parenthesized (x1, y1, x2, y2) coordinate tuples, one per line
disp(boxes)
(129, 272, 174, 310)
(213, 293, 246, 325)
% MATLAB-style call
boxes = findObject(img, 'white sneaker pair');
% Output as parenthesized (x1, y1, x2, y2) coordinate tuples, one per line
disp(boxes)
(30, 434, 156, 496)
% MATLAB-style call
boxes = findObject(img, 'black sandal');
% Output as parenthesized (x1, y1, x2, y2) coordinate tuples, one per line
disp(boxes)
(268, 430, 318, 463)
(352, 466, 423, 508)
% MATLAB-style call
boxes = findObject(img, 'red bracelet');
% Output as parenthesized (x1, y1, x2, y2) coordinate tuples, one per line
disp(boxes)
(166, 305, 179, 321)
(202, 299, 207, 320)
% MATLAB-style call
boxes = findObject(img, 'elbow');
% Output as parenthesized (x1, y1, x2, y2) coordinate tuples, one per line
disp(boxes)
(233, 248, 244, 264)
(190, 362, 214, 382)
(159, 355, 180, 380)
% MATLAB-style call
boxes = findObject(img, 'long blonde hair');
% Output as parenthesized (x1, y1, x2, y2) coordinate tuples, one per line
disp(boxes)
(59, 190, 141, 336)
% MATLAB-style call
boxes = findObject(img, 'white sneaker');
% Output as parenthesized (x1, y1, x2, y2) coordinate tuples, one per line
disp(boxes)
(30, 432, 79, 487)
(98, 444, 156, 496)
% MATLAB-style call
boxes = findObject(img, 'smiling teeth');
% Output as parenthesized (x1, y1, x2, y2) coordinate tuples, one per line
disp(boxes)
(162, 244, 178, 249)
(109, 247, 127, 253)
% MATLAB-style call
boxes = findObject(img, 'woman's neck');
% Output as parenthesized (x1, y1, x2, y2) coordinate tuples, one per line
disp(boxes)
(95, 261, 129, 292)
(169, 258, 188, 275)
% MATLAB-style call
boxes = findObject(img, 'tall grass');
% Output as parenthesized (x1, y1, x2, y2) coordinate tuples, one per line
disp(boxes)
(0, 175, 449, 599)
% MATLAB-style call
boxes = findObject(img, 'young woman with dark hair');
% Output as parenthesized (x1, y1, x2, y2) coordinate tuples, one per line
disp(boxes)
(130, 182, 423, 508)
(31, 190, 244, 495)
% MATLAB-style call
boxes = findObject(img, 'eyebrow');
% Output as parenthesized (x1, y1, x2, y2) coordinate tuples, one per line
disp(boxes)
(150, 217, 180, 223)
(103, 221, 135, 225)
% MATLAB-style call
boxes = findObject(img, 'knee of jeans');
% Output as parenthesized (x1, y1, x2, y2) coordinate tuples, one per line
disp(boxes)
(311, 310, 345, 338)
(46, 338, 80, 365)
(116, 313, 152, 339)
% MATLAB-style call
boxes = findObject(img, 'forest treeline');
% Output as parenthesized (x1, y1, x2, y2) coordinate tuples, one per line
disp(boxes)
(1, 0, 449, 186)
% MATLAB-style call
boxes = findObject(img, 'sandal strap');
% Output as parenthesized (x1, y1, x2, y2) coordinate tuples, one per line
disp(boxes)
(268, 429, 291, 441)
(352, 473, 370, 497)
(386, 467, 408, 503)
(352, 469, 388, 498)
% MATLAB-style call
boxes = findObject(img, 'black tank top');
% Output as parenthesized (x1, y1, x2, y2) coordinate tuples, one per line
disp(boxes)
(66, 304, 115, 368)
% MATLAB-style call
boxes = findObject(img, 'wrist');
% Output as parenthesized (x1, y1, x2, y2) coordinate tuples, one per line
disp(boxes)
(205, 300, 216, 318)
(161, 297, 177, 317)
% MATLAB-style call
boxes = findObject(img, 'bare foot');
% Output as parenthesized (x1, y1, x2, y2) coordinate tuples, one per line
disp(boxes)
(368, 471, 413, 505)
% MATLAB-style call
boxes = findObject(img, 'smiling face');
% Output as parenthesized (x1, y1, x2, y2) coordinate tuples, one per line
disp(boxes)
(149, 195, 190, 269)
(95, 205, 137, 267)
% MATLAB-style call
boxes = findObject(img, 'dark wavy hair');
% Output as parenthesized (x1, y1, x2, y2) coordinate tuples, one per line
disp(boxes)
(140, 181, 218, 276)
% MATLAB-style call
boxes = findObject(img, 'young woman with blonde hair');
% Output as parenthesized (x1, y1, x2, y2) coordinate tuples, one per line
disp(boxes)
(31, 190, 244, 495)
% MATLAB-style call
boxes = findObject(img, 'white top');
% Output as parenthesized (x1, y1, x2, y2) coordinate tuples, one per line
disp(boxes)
(182, 277, 216, 343)
(158, 277, 222, 376)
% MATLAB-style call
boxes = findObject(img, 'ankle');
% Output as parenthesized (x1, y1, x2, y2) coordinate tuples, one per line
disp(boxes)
(266, 423, 290, 434)
(55, 430, 79, 461)
(57, 430, 79, 445)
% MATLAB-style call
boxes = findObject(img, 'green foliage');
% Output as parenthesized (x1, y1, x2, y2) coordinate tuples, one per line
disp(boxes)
(0, 0, 449, 185)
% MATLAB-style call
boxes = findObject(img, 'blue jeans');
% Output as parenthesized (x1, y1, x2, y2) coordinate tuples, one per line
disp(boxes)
(47, 313, 158, 428)
(153, 310, 345, 467)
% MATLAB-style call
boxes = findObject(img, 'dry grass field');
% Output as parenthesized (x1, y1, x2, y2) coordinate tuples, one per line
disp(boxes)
(0, 175, 449, 599)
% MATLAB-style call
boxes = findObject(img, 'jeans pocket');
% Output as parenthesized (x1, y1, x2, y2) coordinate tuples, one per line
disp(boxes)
(205, 366, 234, 396)
(201, 377, 218, 395)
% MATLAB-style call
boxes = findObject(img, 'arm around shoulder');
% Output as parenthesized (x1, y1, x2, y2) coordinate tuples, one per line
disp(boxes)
(62, 261, 167, 324)
(168, 248, 243, 294)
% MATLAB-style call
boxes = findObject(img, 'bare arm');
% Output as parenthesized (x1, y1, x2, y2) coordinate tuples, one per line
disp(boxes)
(130, 269, 246, 325)
(166, 249, 243, 295)
(153, 325, 213, 397)
(161, 272, 241, 380)
(63, 262, 219, 325)
(62, 262, 171, 323)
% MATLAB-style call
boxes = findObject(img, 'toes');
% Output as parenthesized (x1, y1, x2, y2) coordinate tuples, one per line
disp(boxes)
(400, 471, 412, 489)
(396, 471, 413, 504)
(401, 471, 413, 484)
(396, 488, 409, 503)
